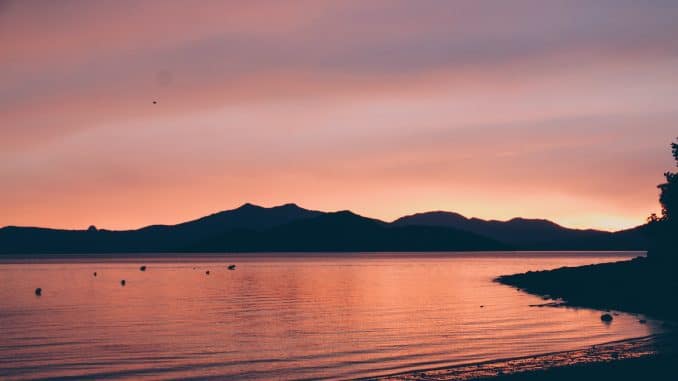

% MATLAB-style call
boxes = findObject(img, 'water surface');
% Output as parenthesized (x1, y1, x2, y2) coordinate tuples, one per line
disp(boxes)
(0, 252, 660, 380)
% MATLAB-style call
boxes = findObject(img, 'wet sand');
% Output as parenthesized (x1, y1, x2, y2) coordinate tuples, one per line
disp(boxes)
(368, 334, 675, 380)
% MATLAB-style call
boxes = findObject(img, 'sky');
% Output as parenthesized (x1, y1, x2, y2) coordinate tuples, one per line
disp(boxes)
(2, 0, 677, 231)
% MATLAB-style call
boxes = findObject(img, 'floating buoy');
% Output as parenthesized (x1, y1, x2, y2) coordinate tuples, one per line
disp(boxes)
(140, 265, 146, 272)
(601, 313, 613, 322)
(205, 270, 210, 275)
(93, 272, 97, 277)
(121, 280, 126, 286)
(35, 288, 42, 296)
(228, 265, 236, 270)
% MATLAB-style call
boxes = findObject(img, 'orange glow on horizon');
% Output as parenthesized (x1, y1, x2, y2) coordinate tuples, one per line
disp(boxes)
(1, 1, 676, 232)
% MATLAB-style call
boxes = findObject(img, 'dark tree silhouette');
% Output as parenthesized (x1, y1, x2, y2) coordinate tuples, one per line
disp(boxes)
(658, 139, 678, 220)
(647, 138, 677, 263)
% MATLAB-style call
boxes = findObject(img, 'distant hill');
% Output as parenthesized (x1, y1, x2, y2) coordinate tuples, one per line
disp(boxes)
(393, 211, 648, 250)
(0, 203, 649, 255)
(135, 202, 323, 249)
(192, 210, 507, 252)
(0, 203, 323, 254)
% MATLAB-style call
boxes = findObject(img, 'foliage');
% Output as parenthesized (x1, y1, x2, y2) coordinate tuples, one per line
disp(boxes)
(647, 138, 677, 263)
(655, 138, 678, 222)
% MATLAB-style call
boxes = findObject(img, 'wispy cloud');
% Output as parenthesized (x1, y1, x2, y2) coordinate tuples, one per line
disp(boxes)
(1, 0, 677, 230)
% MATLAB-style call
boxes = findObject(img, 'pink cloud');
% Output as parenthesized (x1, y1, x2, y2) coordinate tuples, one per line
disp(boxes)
(2, 1, 677, 230)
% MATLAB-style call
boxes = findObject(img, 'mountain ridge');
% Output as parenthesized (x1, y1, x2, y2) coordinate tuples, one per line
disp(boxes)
(0, 203, 649, 254)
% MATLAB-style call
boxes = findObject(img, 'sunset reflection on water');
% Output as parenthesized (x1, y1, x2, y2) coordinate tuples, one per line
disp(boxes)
(0, 252, 659, 380)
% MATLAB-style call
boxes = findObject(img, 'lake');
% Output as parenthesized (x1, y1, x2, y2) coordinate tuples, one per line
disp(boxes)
(0, 252, 660, 380)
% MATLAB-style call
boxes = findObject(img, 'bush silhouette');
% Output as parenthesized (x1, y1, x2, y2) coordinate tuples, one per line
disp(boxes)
(647, 138, 677, 264)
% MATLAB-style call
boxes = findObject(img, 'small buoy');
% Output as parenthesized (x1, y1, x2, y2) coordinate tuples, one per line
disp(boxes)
(480, 305, 484, 308)
(205, 270, 210, 275)
(152, 101, 157, 104)
(601, 313, 613, 322)
(35, 288, 42, 296)
(140, 265, 146, 271)
(121, 280, 126, 286)
(228, 265, 236, 270)
(93, 272, 97, 277)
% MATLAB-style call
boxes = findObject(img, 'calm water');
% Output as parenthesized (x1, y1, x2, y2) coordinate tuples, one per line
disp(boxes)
(0, 252, 660, 380)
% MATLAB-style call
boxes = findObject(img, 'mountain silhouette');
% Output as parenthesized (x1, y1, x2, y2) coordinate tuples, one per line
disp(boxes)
(0, 203, 648, 255)
(192, 210, 507, 252)
(393, 211, 648, 250)
(135, 202, 323, 248)
(143, 202, 322, 233)
(0, 203, 322, 254)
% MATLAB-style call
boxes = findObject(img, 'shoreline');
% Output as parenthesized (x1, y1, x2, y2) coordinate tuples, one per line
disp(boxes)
(0, 250, 643, 263)
(366, 334, 673, 380)
(368, 255, 677, 380)
(495, 257, 678, 321)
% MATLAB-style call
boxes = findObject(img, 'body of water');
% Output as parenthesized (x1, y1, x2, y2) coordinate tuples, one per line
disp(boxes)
(0, 252, 660, 380)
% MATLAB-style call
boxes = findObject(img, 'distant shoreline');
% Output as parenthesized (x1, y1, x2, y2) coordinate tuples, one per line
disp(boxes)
(0, 250, 645, 263)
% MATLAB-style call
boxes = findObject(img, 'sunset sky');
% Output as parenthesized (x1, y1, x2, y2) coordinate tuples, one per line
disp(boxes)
(2, 1, 677, 231)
